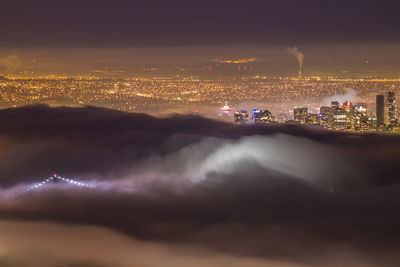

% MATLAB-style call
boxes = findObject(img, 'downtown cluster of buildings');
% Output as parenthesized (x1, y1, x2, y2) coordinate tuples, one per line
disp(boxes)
(233, 109, 273, 125)
(232, 91, 398, 133)
(0, 75, 399, 133)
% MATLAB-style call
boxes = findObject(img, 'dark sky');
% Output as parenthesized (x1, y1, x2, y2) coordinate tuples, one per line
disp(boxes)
(1, 0, 399, 47)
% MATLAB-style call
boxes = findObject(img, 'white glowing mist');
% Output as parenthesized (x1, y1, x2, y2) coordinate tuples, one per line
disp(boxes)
(126, 133, 356, 191)
(187, 134, 343, 185)
(287, 47, 304, 71)
(74, 134, 355, 192)
(0, 134, 355, 198)
(323, 88, 360, 106)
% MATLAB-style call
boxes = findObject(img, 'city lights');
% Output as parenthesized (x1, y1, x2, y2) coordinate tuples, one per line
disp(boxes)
(0, 75, 398, 134)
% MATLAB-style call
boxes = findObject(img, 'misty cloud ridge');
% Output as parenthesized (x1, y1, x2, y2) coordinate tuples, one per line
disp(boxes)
(0, 105, 400, 266)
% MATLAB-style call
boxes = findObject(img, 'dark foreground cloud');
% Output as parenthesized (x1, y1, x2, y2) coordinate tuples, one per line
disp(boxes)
(1, 105, 400, 266)
(0, 221, 310, 267)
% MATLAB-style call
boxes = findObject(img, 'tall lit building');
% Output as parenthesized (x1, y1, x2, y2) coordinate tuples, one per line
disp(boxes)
(294, 107, 308, 124)
(342, 101, 352, 112)
(306, 114, 319, 125)
(342, 100, 354, 130)
(368, 115, 377, 130)
(252, 109, 273, 124)
(385, 91, 396, 129)
(353, 104, 369, 132)
(319, 106, 332, 128)
(332, 108, 347, 130)
(234, 110, 249, 125)
(376, 94, 385, 131)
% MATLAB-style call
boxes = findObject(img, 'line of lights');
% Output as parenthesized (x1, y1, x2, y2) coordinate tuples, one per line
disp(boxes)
(5, 174, 96, 200)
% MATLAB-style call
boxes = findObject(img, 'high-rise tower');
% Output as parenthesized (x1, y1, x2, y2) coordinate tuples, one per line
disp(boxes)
(376, 94, 385, 131)
(385, 91, 396, 128)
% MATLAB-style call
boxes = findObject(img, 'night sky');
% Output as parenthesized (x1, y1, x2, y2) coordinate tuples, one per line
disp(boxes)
(1, 0, 399, 47)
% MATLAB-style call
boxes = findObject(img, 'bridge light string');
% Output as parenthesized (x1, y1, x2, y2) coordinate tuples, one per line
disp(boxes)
(4, 174, 97, 200)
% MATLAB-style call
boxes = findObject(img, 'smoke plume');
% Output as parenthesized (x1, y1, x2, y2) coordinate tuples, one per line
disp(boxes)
(323, 88, 360, 106)
(287, 47, 304, 70)
(0, 55, 23, 73)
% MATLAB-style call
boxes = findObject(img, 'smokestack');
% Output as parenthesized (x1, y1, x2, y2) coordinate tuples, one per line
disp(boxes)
(287, 47, 304, 79)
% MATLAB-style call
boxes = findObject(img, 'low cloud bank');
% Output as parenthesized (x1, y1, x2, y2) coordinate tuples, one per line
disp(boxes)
(0, 105, 400, 266)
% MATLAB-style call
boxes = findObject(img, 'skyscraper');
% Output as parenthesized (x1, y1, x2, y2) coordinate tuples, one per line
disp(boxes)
(376, 94, 385, 131)
(332, 108, 347, 130)
(234, 110, 249, 125)
(319, 106, 332, 128)
(353, 104, 369, 132)
(306, 114, 319, 125)
(385, 91, 396, 128)
(252, 109, 273, 124)
(342, 101, 352, 113)
(294, 108, 308, 124)
(341, 101, 354, 130)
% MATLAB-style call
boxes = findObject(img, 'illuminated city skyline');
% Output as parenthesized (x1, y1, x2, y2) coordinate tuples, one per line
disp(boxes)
(1, 1, 400, 267)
